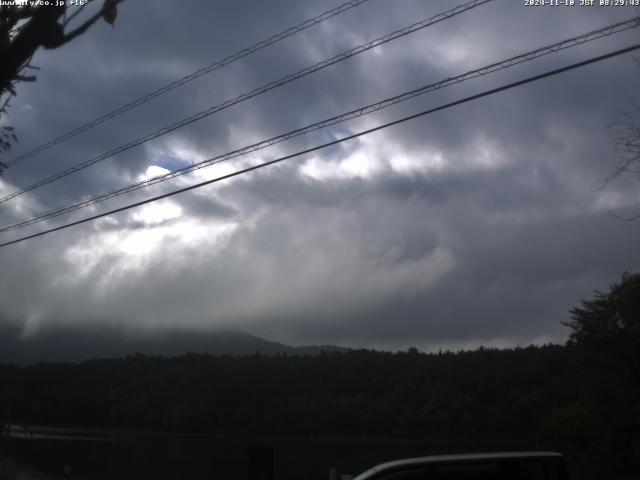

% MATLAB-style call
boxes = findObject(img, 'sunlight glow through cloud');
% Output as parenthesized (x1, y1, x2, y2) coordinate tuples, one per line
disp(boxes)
(1, 0, 639, 354)
(131, 201, 182, 226)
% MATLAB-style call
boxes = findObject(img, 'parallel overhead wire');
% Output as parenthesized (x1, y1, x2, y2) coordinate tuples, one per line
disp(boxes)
(1, 15, 638, 234)
(2, 42, 639, 248)
(0, 0, 493, 204)
(5, 0, 375, 167)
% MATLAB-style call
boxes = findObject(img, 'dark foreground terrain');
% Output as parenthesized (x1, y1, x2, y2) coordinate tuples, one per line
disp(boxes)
(1, 273, 639, 479)
(0, 343, 637, 479)
(1, 427, 533, 480)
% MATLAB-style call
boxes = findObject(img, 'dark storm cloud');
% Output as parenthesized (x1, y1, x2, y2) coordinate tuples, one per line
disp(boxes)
(0, 0, 639, 359)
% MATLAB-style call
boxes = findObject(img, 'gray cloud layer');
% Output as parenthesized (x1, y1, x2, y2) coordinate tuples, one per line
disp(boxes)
(1, 0, 639, 357)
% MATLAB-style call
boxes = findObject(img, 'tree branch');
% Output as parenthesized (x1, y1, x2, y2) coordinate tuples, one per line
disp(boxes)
(62, 3, 89, 28)
(14, 74, 35, 82)
(60, 0, 126, 45)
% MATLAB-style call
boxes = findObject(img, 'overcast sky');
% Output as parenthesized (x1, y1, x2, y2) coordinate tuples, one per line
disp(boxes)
(1, 0, 639, 356)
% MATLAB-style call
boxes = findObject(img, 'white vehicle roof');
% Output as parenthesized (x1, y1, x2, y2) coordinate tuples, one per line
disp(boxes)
(354, 451, 564, 479)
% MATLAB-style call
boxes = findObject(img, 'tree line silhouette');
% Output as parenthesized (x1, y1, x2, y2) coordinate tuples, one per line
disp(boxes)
(0, 272, 638, 479)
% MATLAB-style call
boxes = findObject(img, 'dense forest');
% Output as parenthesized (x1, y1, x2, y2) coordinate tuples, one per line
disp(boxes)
(0, 272, 638, 479)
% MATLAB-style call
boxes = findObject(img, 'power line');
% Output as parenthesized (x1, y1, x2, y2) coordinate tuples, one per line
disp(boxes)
(5, 0, 375, 168)
(2, 42, 638, 249)
(0, 0, 493, 205)
(1, 15, 638, 234)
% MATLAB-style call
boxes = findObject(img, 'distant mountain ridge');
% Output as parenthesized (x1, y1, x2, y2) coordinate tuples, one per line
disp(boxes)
(0, 324, 349, 364)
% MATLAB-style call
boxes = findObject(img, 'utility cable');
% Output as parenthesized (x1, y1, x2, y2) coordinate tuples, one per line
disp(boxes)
(5, 0, 375, 167)
(1, 15, 637, 233)
(0, 0, 493, 204)
(2, 42, 638, 248)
